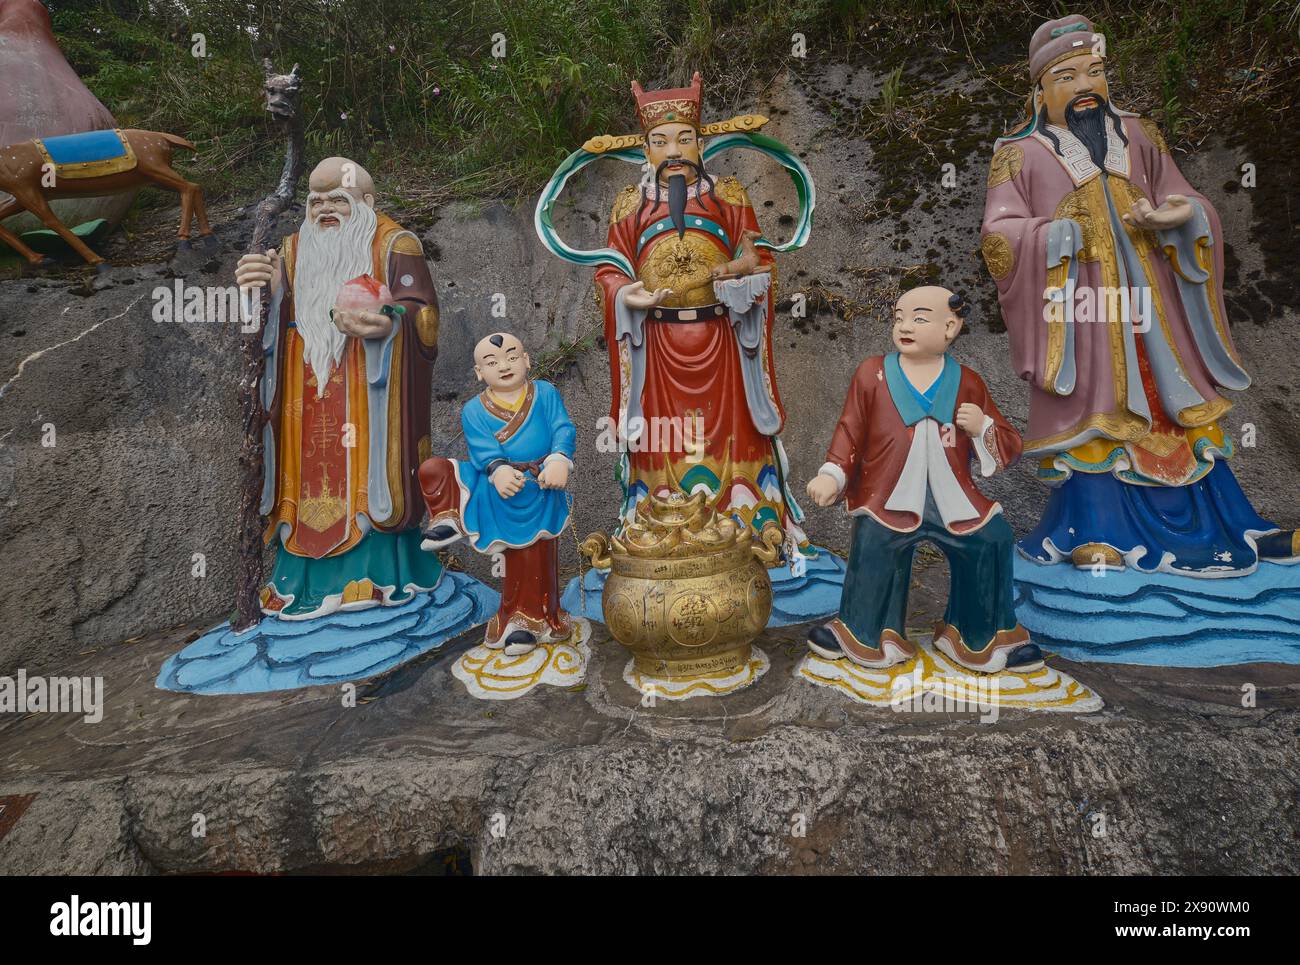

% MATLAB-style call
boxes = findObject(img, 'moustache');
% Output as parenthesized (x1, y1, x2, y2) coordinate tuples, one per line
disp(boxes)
(1066, 92, 1107, 115)
(639, 157, 722, 232)
(654, 157, 704, 182)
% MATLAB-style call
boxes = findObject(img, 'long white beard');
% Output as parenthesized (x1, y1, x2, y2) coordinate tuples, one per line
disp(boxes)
(292, 201, 378, 395)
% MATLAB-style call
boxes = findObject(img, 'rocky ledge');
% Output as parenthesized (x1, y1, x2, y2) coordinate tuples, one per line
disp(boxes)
(1, 615, 1296, 875)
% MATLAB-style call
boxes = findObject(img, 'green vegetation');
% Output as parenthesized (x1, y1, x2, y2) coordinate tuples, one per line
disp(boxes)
(43, 0, 1299, 215)
(46, 0, 830, 209)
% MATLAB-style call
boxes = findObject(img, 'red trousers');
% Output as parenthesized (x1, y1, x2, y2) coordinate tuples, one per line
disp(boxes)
(418, 457, 570, 644)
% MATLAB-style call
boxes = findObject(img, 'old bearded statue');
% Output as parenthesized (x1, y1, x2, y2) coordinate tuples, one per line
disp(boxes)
(234, 156, 443, 618)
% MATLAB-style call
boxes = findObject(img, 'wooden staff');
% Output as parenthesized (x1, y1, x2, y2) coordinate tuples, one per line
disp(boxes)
(233, 60, 305, 632)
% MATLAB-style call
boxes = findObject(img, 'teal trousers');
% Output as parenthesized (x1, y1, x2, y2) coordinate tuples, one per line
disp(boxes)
(839, 509, 1019, 653)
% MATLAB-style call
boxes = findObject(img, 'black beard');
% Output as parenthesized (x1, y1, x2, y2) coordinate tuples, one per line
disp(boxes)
(1066, 104, 1108, 169)
(1065, 94, 1118, 169)
(642, 158, 720, 236)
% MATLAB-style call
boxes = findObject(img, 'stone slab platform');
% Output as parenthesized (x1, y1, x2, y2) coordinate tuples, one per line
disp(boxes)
(1, 617, 1297, 875)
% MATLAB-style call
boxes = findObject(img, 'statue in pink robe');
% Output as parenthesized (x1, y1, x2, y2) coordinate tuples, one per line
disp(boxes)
(980, 13, 1295, 575)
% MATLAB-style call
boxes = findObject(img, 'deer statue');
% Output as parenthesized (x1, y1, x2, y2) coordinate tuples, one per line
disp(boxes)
(0, 126, 212, 268)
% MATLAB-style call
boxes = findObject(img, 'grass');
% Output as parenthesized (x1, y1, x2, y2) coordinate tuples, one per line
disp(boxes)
(29, 0, 1300, 215)
(46, 0, 822, 208)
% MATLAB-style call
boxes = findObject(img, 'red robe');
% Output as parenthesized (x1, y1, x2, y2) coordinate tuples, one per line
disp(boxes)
(822, 356, 1023, 535)
(595, 177, 798, 538)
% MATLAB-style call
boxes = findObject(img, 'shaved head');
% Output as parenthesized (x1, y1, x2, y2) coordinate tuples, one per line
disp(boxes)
(474, 332, 524, 364)
(896, 285, 957, 317)
(893, 285, 964, 357)
(473, 332, 530, 392)
(309, 156, 375, 205)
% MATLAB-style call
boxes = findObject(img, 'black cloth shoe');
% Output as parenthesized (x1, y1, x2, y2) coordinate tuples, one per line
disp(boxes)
(1005, 643, 1043, 670)
(1257, 530, 1298, 561)
(503, 629, 538, 656)
(807, 625, 844, 660)
(420, 523, 462, 550)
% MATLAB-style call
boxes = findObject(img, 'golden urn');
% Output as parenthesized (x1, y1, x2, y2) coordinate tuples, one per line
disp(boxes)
(580, 492, 782, 679)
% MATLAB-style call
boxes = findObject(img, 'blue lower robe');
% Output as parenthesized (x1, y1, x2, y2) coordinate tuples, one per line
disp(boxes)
(456, 380, 577, 554)
(1021, 462, 1278, 574)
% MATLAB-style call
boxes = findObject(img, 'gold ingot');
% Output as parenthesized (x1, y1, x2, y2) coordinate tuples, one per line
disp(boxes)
(581, 492, 781, 680)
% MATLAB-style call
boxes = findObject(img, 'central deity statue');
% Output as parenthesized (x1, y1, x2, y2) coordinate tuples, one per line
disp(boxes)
(589, 73, 809, 547)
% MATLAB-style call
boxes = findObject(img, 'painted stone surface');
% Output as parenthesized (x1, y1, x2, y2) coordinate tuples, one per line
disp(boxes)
(796, 635, 1103, 712)
(451, 618, 592, 700)
(1014, 556, 1300, 666)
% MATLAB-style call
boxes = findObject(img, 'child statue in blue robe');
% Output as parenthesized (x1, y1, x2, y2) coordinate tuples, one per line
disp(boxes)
(418, 333, 577, 653)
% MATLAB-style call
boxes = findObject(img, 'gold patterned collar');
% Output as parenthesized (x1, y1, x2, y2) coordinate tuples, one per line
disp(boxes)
(481, 381, 536, 443)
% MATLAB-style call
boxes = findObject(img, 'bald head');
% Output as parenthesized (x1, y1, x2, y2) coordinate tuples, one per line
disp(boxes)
(896, 285, 959, 315)
(309, 156, 375, 204)
(473, 332, 530, 392)
(893, 286, 964, 358)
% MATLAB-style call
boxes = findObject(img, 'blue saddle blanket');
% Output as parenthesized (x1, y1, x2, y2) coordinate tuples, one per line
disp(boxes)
(39, 130, 127, 164)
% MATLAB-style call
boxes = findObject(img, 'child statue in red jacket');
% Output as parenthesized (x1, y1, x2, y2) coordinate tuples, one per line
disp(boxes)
(805, 286, 1042, 674)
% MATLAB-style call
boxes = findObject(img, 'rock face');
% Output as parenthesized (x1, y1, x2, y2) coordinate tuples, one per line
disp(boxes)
(0, 0, 136, 235)
(1, 54, 1297, 874)
(0, 621, 1296, 875)
(0, 62, 1297, 679)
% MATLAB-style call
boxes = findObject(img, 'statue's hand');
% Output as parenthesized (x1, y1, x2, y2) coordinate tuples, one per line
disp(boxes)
(492, 464, 526, 499)
(806, 473, 840, 508)
(622, 280, 673, 310)
(236, 249, 282, 294)
(1124, 194, 1193, 231)
(332, 308, 394, 339)
(1152, 194, 1194, 229)
(955, 402, 986, 438)
(538, 460, 570, 490)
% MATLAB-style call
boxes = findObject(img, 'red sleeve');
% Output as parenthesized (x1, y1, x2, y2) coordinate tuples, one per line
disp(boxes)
(388, 248, 439, 364)
(595, 214, 639, 424)
(825, 359, 875, 488)
(967, 370, 1022, 471)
